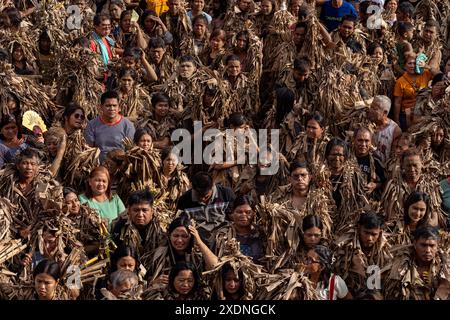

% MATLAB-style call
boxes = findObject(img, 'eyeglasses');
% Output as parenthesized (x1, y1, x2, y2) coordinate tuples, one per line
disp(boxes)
(73, 113, 85, 120)
(305, 257, 321, 265)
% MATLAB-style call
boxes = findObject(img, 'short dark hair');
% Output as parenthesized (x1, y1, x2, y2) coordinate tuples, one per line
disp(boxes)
(16, 148, 40, 164)
(293, 57, 311, 73)
(149, 36, 166, 49)
(110, 244, 140, 272)
(62, 102, 84, 126)
(168, 216, 194, 253)
(179, 55, 196, 66)
(123, 47, 141, 61)
(101, 91, 119, 105)
(397, 21, 414, 35)
(401, 148, 422, 164)
(191, 171, 213, 195)
(225, 54, 240, 65)
(128, 189, 154, 207)
(33, 259, 61, 281)
(227, 112, 247, 128)
(325, 137, 349, 159)
(93, 14, 111, 27)
(151, 92, 170, 106)
(133, 127, 152, 145)
(358, 211, 384, 229)
(231, 195, 252, 213)
(302, 214, 323, 232)
(341, 14, 358, 25)
(192, 14, 208, 26)
(398, 2, 415, 17)
(305, 112, 325, 128)
(413, 225, 440, 241)
(290, 160, 309, 174)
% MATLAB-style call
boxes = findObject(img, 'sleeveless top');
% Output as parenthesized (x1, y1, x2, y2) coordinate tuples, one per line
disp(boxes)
(374, 119, 398, 163)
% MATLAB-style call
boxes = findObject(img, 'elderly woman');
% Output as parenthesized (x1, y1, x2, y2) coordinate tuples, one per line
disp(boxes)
(393, 52, 435, 130)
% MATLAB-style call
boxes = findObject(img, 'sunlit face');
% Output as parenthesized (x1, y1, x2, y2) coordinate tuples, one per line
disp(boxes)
(405, 57, 416, 74)
(111, 279, 136, 297)
(17, 156, 39, 180)
(227, 60, 241, 77)
(144, 15, 155, 31)
(303, 227, 321, 249)
(339, 20, 355, 39)
(117, 256, 136, 272)
(120, 14, 132, 32)
(194, 20, 207, 38)
(67, 109, 85, 130)
(128, 203, 153, 227)
(210, 36, 225, 51)
(327, 145, 345, 172)
(35, 273, 57, 300)
(122, 56, 137, 69)
(169, 0, 182, 14)
(154, 101, 169, 118)
(260, 0, 272, 15)
(192, 0, 204, 11)
(290, 167, 310, 193)
(394, 138, 410, 157)
(408, 200, 427, 224)
(224, 270, 241, 295)
(354, 130, 372, 157)
(178, 61, 196, 78)
(230, 204, 254, 228)
(306, 119, 323, 140)
(371, 46, 383, 65)
(65, 192, 80, 215)
(359, 226, 381, 249)
(431, 128, 445, 147)
(95, 18, 112, 37)
(109, 4, 123, 20)
(163, 153, 179, 174)
(402, 155, 422, 183)
(101, 98, 120, 121)
(173, 270, 195, 295)
(120, 75, 134, 92)
(422, 26, 437, 43)
(138, 133, 153, 151)
(386, 0, 397, 11)
(414, 238, 438, 264)
(305, 249, 323, 275)
(289, 0, 301, 17)
(45, 136, 59, 157)
(43, 230, 57, 256)
(368, 100, 386, 123)
(170, 226, 191, 252)
(1, 122, 18, 140)
(151, 47, 165, 64)
(88, 172, 109, 196)
(236, 36, 248, 51)
(238, 0, 251, 12)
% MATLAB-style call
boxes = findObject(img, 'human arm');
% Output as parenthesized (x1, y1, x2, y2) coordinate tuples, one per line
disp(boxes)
(84, 121, 95, 147)
(188, 225, 218, 269)
(393, 96, 402, 125)
(140, 50, 158, 82)
(48, 131, 67, 178)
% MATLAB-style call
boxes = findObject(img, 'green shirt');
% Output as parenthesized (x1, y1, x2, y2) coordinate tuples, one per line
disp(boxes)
(79, 193, 125, 227)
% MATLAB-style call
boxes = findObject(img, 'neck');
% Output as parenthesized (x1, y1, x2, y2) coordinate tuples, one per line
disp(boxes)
(234, 224, 251, 236)
(19, 176, 34, 185)
(415, 257, 432, 268)
(163, 167, 174, 177)
(409, 222, 417, 231)
(331, 167, 343, 175)
(92, 194, 108, 202)
(64, 123, 75, 135)
(102, 115, 120, 124)
(193, 9, 201, 15)
(293, 188, 308, 198)
(155, 114, 164, 122)
(309, 272, 321, 285)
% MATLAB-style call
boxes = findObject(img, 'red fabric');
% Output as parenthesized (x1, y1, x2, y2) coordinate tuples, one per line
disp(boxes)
(100, 115, 123, 126)
(329, 274, 336, 300)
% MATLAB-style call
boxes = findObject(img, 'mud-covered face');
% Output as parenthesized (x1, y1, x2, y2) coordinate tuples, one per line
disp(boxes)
(414, 237, 438, 264)
(327, 145, 346, 172)
(339, 20, 355, 39)
(173, 270, 195, 295)
(178, 61, 196, 78)
(230, 204, 254, 228)
(289, 167, 310, 193)
(402, 155, 422, 183)
(227, 60, 241, 77)
(359, 226, 381, 249)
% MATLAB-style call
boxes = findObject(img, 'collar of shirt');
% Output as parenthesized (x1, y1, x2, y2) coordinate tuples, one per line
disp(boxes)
(191, 184, 218, 204)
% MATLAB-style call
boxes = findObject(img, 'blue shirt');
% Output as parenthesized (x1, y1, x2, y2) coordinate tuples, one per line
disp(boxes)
(320, 0, 358, 31)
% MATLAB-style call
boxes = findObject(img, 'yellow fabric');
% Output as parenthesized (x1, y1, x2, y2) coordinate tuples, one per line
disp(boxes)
(393, 70, 432, 110)
(146, 0, 169, 16)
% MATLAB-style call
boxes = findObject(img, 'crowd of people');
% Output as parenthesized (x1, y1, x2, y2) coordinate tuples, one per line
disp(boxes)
(0, 0, 450, 300)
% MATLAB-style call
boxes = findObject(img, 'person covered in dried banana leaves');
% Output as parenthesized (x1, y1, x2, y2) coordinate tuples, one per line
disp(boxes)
(100, 269, 141, 300)
(352, 127, 387, 200)
(159, 147, 190, 210)
(367, 42, 396, 98)
(180, 14, 209, 58)
(229, 30, 262, 83)
(384, 132, 414, 180)
(287, 112, 331, 164)
(142, 216, 217, 293)
(42, 127, 67, 179)
(387, 191, 435, 246)
(143, 261, 211, 300)
(146, 36, 176, 84)
(111, 189, 164, 256)
(222, 0, 256, 39)
(334, 211, 391, 298)
(0, 113, 30, 164)
(381, 148, 446, 227)
(384, 225, 450, 300)
(413, 73, 449, 123)
(137, 92, 176, 150)
(0, 259, 71, 300)
(10, 42, 37, 76)
(252, 0, 276, 39)
(139, 10, 173, 45)
(324, 138, 369, 235)
(304, 244, 352, 300)
(235, 146, 289, 202)
(213, 196, 265, 264)
(116, 68, 152, 123)
(200, 29, 227, 72)
(411, 20, 442, 73)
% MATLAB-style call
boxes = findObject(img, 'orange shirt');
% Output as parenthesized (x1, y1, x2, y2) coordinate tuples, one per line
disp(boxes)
(146, 0, 169, 16)
(393, 70, 432, 110)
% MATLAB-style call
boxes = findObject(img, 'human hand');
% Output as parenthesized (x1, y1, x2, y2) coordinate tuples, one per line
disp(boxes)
(188, 224, 202, 244)
(22, 253, 32, 266)
(365, 182, 377, 194)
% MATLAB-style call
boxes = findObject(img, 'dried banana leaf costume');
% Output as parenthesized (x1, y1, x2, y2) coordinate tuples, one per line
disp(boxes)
(148, 53, 176, 85)
(0, 282, 71, 300)
(384, 245, 450, 300)
(117, 85, 152, 123)
(203, 238, 267, 300)
(287, 132, 331, 164)
(0, 198, 14, 242)
(159, 166, 190, 211)
(224, 72, 260, 121)
(159, 7, 192, 57)
(334, 225, 392, 296)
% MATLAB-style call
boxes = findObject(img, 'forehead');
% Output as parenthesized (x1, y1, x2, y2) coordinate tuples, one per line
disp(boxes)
(356, 130, 371, 139)
(341, 21, 354, 27)
(404, 155, 421, 163)
(103, 98, 118, 104)
(330, 145, 344, 153)
(416, 237, 437, 245)
(292, 167, 309, 175)
(180, 61, 195, 67)
(228, 60, 240, 65)
(361, 226, 381, 234)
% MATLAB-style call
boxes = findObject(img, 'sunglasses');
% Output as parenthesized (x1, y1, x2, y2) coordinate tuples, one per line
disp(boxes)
(73, 113, 85, 120)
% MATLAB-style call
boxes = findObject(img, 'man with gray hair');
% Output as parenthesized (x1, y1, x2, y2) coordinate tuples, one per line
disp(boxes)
(368, 95, 401, 163)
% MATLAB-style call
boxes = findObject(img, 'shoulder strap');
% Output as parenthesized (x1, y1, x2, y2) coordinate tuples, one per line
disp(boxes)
(329, 274, 336, 300)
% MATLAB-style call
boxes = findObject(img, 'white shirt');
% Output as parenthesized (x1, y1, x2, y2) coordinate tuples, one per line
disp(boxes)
(316, 274, 349, 300)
